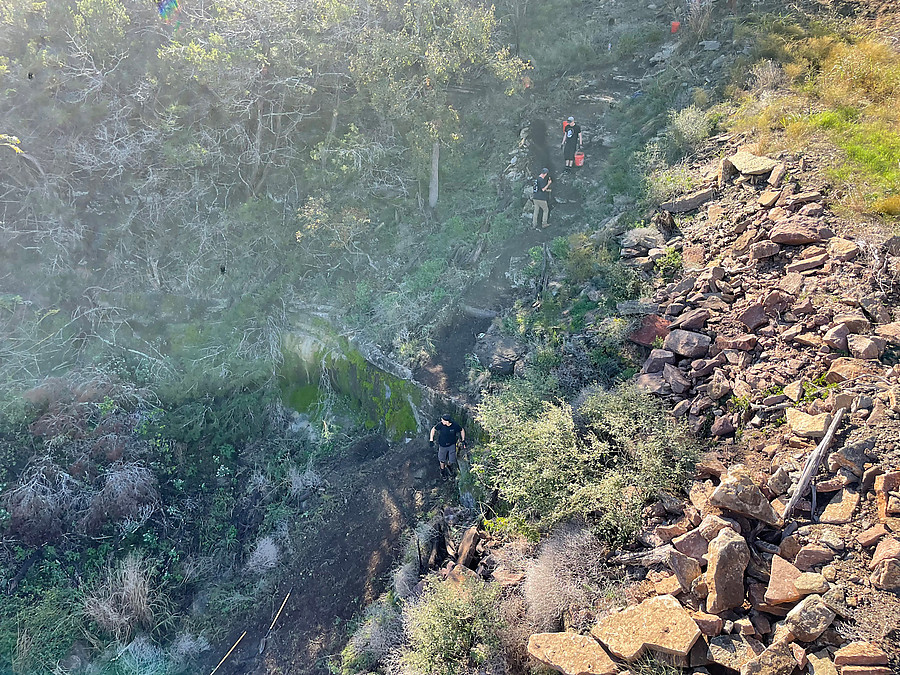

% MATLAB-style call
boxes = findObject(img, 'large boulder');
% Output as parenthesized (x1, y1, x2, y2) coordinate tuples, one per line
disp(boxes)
(664, 329, 711, 358)
(709, 468, 780, 525)
(591, 594, 700, 662)
(473, 333, 525, 375)
(620, 226, 665, 252)
(527, 632, 619, 675)
(706, 527, 750, 614)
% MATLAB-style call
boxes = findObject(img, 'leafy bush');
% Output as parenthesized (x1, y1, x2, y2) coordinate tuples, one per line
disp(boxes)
(396, 575, 502, 675)
(654, 247, 683, 280)
(473, 384, 696, 545)
(666, 105, 713, 155)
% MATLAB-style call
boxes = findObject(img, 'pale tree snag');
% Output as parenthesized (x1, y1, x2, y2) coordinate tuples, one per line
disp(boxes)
(428, 140, 440, 209)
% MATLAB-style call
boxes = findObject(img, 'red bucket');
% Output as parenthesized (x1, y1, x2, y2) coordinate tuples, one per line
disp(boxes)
(574, 151, 585, 167)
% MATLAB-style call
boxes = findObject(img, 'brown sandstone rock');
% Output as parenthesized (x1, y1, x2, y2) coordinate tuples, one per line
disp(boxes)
(750, 240, 780, 260)
(808, 649, 838, 675)
(794, 545, 834, 571)
(819, 488, 859, 525)
(832, 314, 871, 334)
(839, 667, 892, 675)
(784, 594, 835, 642)
(729, 150, 778, 175)
(824, 358, 879, 384)
(629, 314, 670, 347)
(875, 322, 900, 345)
(527, 632, 619, 675)
(708, 634, 765, 671)
(869, 536, 900, 570)
(591, 594, 700, 662)
(833, 641, 889, 667)
(664, 329, 712, 358)
(770, 217, 825, 245)
(823, 323, 850, 351)
(635, 373, 668, 395)
(827, 237, 860, 261)
(857, 524, 887, 548)
(847, 334, 882, 360)
(785, 408, 831, 439)
(740, 640, 796, 675)
(692, 611, 723, 636)
(705, 527, 750, 614)
(710, 469, 780, 525)
(456, 526, 481, 569)
(668, 548, 702, 592)
(738, 303, 768, 331)
(764, 556, 803, 605)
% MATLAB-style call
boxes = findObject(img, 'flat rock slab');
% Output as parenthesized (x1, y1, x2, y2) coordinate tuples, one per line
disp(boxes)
(709, 634, 765, 671)
(591, 594, 700, 662)
(661, 188, 715, 213)
(785, 408, 831, 439)
(770, 216, 826, 245)
(833, 641, 889, 667)
(825, 357, 880, 384)
(808, 649, 839, 675)
(765, 555, 803, 605)
(729, 150, 778, 175)
(527, 632, 619, 675)
(820, 488, 860, 524)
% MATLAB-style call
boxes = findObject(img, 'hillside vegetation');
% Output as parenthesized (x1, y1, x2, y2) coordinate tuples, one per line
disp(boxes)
(1, 0, 899, 673)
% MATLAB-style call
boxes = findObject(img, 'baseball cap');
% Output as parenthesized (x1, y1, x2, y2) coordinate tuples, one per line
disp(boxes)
(568, 116, 575, 122)
(541, 167, 549, 173)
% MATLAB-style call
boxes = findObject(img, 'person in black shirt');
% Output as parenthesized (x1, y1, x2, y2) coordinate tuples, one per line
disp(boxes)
(429, 414, 466, 481)
(532, 168, 552, 229)
(561, 116, 583, 170)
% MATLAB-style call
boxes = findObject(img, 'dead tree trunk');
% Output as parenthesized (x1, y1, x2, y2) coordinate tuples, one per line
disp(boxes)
(428, 140, 440, 209)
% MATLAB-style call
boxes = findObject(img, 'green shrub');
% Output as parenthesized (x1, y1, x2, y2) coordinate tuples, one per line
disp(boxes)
(399, 574, 502, 675)
(473, 384, 696, 545)
(654, 247, 683, 280)
(666, 105, 713, 155)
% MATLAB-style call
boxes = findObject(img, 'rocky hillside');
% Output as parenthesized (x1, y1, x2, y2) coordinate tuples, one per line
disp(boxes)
(399, 140, 900, 675)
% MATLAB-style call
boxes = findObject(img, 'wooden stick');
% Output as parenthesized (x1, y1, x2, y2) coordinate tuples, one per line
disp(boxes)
(782, 407, 845, 523)
(210, 631, 246, 675)
(268, 590, 292, 633)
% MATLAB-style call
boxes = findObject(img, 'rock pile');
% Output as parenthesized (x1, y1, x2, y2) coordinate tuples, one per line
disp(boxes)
(512, 148, 900, 674)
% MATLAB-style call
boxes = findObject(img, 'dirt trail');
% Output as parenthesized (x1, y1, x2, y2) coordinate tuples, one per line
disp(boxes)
(205, 439, 442, 675)
(414, 74, 641, 395)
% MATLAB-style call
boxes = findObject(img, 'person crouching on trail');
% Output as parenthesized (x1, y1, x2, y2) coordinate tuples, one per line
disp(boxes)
(532, 168, 552, 229)
(429, 414, 465, 481)
(561, 116, 582, 170)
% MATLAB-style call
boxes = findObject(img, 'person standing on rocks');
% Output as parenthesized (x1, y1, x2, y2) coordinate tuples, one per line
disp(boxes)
(429, 414, 466, 481)
(532, 167, 552, 229)
(560, 116, 582, 170)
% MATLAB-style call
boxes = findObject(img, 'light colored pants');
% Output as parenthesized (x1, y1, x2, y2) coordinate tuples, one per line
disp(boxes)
(533, 199, 549, 227)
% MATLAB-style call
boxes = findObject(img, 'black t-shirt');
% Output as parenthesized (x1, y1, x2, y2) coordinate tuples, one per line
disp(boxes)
(564, 123, 581, 146)
(435, 421, 462, 447)
(533, 175, 550, 201)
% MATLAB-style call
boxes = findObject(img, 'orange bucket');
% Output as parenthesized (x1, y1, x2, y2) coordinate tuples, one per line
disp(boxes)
(671, 21, 681, 33)
(574, 151, 585, 167)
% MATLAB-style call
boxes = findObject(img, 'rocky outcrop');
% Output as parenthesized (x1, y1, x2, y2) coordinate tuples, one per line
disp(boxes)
(527, 633, 618, 675)
(591, 594, 700, 662)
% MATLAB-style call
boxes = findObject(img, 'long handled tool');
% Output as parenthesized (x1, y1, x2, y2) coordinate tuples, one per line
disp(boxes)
(209, 631, 246, 675)
(259, 589, 292, 654)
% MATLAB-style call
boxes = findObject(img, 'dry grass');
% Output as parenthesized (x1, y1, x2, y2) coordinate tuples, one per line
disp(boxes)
(83, 552, 165, 641)
(522, 524, 622, 632)
(245, 535, 280, 573)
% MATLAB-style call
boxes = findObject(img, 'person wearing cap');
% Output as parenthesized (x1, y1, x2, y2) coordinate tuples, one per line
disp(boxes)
(429, 414, 466, 481)
(532, 167, 552, 229)
(561, 116, 583, 170)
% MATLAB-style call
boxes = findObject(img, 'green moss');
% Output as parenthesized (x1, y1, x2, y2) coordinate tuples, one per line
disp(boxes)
(280, 331, 421, 439)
